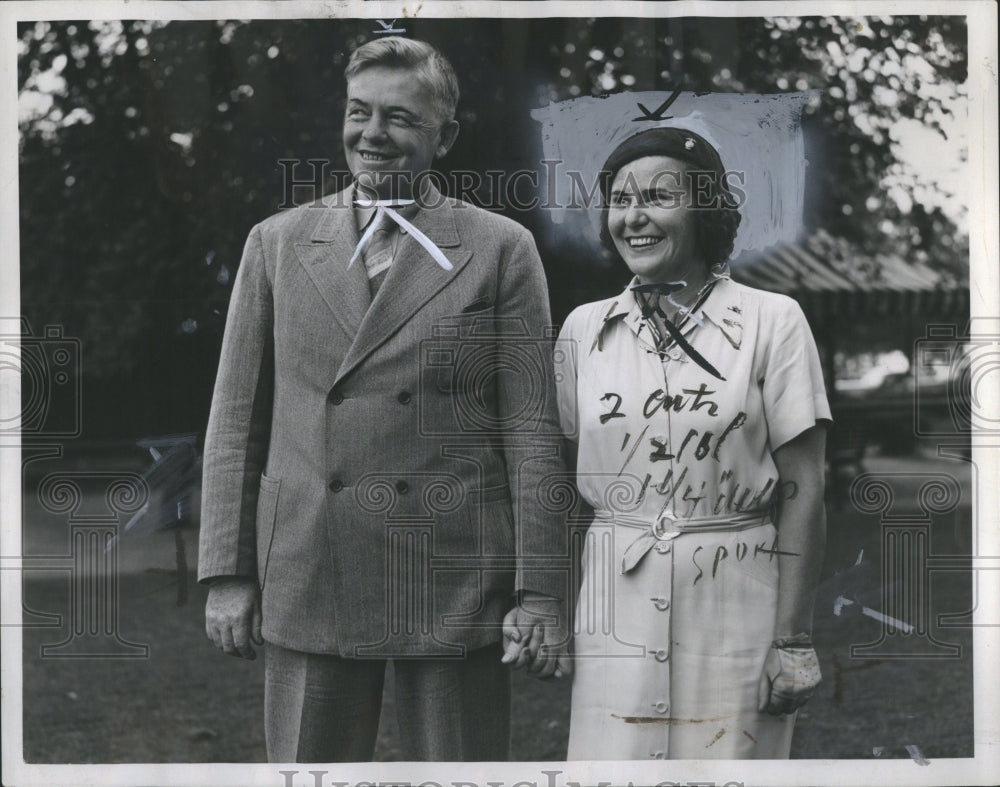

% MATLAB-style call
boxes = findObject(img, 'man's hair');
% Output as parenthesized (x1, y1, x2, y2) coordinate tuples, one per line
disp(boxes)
(345, 37, 460, 123)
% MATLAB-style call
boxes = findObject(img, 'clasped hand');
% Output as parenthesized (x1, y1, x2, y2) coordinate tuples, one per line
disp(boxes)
(500, 593, 572, 680)
(756, 641, 822, 715)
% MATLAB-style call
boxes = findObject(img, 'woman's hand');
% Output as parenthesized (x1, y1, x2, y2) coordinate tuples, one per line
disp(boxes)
(757, 637, 822, 714)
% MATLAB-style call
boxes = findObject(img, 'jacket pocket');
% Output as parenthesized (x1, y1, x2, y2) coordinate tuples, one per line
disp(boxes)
(461, 295, 495, 314)
(256, 473, 281, 591)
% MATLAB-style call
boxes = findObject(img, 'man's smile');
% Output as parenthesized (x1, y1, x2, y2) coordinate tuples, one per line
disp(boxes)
(358, 150, 396, 162)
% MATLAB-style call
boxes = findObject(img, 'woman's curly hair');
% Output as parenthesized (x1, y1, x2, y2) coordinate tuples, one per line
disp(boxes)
(598, 127, 742, 270)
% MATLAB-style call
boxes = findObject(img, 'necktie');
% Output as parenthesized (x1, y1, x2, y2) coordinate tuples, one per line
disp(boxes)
(362, 212, 396, 287)
(349, 200, 454, 272)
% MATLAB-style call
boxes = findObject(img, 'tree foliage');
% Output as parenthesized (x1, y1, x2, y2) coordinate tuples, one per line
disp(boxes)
(17, 16, 969, 436)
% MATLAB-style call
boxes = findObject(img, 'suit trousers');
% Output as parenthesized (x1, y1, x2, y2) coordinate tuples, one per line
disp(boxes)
(264, 641, 511, 762)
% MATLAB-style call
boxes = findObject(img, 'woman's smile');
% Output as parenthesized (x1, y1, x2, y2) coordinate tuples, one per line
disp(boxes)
(625, 235, 665, 249)
(607, 155, 704, 283)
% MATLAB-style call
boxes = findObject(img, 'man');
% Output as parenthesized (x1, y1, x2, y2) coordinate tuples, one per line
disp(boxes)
(198, 37, 570, 762)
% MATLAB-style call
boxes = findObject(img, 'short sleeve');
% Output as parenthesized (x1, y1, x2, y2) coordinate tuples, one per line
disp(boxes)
(761, 299, 833, 450)
(554, 307, 583, 443)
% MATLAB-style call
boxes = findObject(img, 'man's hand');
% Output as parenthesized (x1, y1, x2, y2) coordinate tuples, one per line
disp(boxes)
(756, 640, 822, 715)
(205, 577, 263, 660)
(501, 592, 572, 680)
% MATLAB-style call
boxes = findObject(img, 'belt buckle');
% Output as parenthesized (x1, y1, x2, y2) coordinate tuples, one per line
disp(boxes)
(651, 514, 680, 541)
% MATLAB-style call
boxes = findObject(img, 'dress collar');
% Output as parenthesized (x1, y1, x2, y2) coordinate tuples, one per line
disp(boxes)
(593, 275, 744, 354)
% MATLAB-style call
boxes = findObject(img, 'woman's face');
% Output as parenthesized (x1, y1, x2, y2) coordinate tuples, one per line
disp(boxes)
(607, 155, 702, 284)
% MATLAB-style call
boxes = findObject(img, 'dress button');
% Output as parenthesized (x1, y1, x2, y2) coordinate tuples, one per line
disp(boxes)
(655, 542, 671, 554)
(328, 479, 344, 492)
(651, 596, 670, 611)
(650, 751, 665, 760)
(395, 480, 409, 494)
(655, 648, 669, 662)
(329, 390, 344, 405)
(654, 701, 669, 714)
(397, 390, 411, 404)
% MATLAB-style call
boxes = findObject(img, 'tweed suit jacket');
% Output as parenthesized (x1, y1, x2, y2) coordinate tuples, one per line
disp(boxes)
(198, 184, 569, 657)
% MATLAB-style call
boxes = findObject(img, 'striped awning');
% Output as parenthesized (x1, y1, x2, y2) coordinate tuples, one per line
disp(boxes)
(731, 233, 969, 320)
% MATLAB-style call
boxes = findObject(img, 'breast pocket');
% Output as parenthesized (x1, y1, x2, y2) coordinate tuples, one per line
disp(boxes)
(256, 473, 281, 591)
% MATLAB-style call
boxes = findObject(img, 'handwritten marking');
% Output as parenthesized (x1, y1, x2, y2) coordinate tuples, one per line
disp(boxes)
(617, 425, 650, 476)
(754, 538, 799, 561)
(692, 545, 704, 585)
(712, 545, 729, 578)
(373, 19, 406, 34)
(632, 85, 684, 122)
(694, 432, 713, 460)
(713, 412, 747, 459)
(682, 481, 707, 517)
(833, 596, 913, 633)
(649, 436, 672, 462)
(654, 467, 687, 510)
(637, 473, 652, 504)
(591, 301, 619, 354)
(642, 385, 720, 418)
(905, 744, 930, 766)
(705, 728, 726, 748)
(676, 429, 698, 461)
(686, 383, 720, 414)
(600, 392, 625, 424)
(611, 712, 731, 725)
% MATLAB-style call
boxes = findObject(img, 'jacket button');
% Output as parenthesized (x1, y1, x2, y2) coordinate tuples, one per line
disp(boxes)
(328, 479, 344, 492)
(329, 390, 344, 405)
(654, 700, 669, 714)
(397, 390, 411, 404)
(651, 596, 670, 611)
(655, 542, 671, 554)
(654, 648, 669, 662)
(395, 480, 410, 494)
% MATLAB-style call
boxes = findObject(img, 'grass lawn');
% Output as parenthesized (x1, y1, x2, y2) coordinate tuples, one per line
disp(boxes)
(19, 460, 974, 763)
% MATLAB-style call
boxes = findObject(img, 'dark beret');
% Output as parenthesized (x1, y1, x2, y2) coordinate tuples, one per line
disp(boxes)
(599, 127, 728, 201)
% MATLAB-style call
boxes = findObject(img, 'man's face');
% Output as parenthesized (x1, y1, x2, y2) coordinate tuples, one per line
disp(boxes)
(343, 65, 458, 200)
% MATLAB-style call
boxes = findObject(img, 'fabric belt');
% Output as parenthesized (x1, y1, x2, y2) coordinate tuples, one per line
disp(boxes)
(590, 509, 773, 575)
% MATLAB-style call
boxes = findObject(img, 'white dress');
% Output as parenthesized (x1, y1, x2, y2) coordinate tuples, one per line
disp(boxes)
(554, 277, 831, 760)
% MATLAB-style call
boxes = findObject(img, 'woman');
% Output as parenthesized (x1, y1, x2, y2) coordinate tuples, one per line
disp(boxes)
(554, 128, 831, 759)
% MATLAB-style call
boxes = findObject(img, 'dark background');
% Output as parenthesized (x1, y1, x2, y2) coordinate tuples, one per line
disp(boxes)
(17, 15, 968, 440)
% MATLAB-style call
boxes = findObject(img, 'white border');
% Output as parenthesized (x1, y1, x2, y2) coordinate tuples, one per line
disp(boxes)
(1, 2, 997, 786)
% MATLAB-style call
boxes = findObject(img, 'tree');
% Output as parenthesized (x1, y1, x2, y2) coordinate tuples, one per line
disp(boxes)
(16, 15, 969, 436)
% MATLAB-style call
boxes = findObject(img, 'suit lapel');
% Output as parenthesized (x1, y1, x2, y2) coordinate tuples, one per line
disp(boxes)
(294, 185, 372, 344)
(335, 189, 472, 384)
